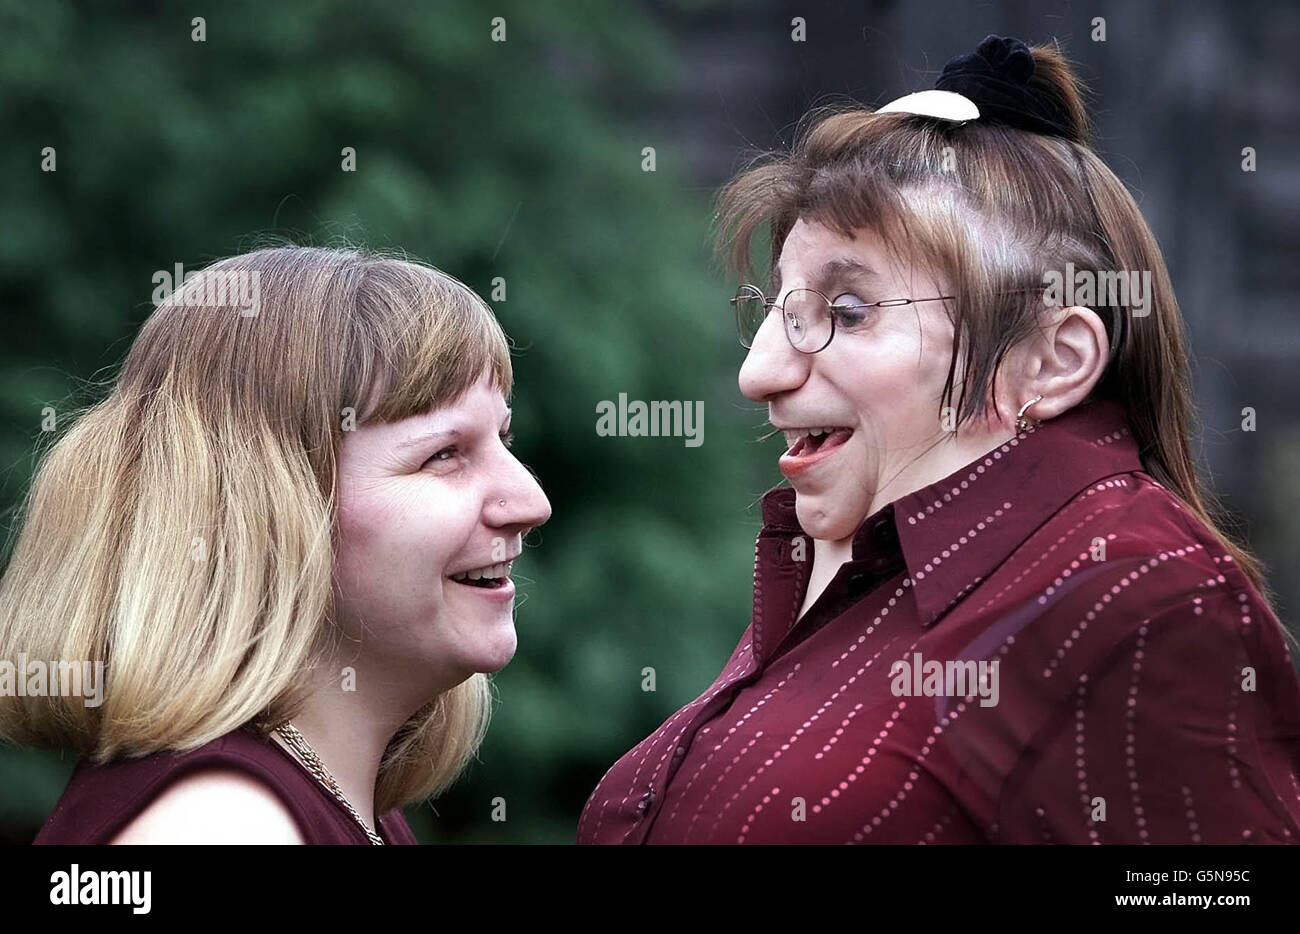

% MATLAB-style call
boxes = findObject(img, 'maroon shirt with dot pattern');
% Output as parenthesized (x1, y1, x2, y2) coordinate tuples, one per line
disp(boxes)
(578, 397, 1300, 844)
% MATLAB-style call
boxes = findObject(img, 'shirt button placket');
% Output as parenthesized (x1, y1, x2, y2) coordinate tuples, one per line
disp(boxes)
(636, 788, 656, 817)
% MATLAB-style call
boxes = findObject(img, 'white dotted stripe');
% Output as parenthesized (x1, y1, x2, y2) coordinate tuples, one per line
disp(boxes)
(1277, 774, 1299, 841)
(915, 810, 955, 845)
(841, 647, 1011, 842)
(669, 663, 801, 830)
(705, 634, 908, 840)
(1041, 533, 1117, 603)
(1126, 621, 1151, 843)
(582, 639, 757, 841)
(1075, 674, 1101, 844)
(1063, 591, 1284, 845)
(831, 582, 908, 669)
(915, 501, 1012, 587)
(1226, 588, 1256, 793)
(850, 636, 1022, 844)
(734, 786, 781, 844)
(1133, 472, 1196, 521)
(898, 622, 1033, 843)
(684, 733, 763, 840)
(1042, 543, 1205, 679)
(801, 699, 906, 827)
(913, 480, 1131, 626)
(1033, 806, 1054, 844)
(1084, 477, 1130, 495)
(972, 500, 1126, 616)
(906, 434, 1026, 524)
(1182, 785, 1203, 844)
(812, 702, 867, 761)
(849, 699, 971, 840)
(1091, 428, 1130, 447)
(584, 700, 694, 842)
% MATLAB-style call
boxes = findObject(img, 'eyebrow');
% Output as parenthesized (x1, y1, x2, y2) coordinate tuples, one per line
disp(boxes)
(394, 407, 512, 452)
(395, 428, 460, 452)
(771, 257, 885, 295)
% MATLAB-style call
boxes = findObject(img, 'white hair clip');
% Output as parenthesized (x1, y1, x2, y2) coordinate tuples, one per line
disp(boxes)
(876, 89, 980, 123)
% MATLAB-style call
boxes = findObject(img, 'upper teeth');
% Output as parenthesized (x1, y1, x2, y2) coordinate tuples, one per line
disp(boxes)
(451, 561, 513, 581)
(783, 427, 840, 445)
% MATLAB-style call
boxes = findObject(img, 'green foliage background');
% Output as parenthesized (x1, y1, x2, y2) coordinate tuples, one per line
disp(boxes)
(0, 0, 783, 843)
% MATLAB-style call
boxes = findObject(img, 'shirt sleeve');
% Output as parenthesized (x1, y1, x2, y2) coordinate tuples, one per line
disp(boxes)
(998, 581, 1300, 844)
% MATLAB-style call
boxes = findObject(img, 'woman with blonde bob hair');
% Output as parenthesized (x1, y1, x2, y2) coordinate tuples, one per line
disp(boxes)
(2, 245, 551, 844)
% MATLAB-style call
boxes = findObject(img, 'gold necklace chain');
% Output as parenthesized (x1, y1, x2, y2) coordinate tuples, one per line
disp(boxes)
(274, 722, 384, 845)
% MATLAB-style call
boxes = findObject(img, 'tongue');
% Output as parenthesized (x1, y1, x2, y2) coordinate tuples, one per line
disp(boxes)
(792, 429, 852, 458)
(822, 428, 852, 451)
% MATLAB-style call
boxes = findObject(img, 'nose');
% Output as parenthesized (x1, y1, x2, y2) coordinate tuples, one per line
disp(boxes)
(737, 305, 812, 402)
(491, 451, 552, 533)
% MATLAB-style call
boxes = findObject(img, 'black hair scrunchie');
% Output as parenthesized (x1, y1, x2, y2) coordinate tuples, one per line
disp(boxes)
(935, 34, 1072, 138)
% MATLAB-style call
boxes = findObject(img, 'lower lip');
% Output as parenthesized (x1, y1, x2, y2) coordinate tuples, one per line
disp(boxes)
(448, 577, 516, 602)
(778, 429, 854, 479)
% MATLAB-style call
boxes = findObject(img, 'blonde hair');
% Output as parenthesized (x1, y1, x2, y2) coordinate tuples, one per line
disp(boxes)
(0, 245, 511, 812)
(714, 40, 1280, 620)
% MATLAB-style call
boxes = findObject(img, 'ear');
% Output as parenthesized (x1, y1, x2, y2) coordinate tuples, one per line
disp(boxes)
(1016, 306, 1111, 421)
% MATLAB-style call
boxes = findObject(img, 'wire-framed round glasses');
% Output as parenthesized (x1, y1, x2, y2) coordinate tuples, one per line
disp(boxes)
(731, 284, 957, 353)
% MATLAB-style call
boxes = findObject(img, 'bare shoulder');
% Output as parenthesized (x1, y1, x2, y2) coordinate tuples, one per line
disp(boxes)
(109, 767, 307, 844)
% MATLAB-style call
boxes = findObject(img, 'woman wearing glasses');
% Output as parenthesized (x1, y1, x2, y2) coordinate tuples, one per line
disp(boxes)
(579, 35, 1300, 844)
(3, 246, 551, 843)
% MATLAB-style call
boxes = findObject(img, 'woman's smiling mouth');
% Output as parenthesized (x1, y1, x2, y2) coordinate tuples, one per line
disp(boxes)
(448, 559, 517, 599)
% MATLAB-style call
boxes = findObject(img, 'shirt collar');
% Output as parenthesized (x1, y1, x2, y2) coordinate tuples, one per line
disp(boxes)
(758, 397, 1144, 628)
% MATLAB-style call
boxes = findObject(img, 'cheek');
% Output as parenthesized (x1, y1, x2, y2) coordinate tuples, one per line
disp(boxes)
(333, 492, 395, 600)
(881, 321, 954, 396)
(836, 329, 955, 440)
(336, 481, 400, 553)
(336, 481, 479, 583)
(836, 329, 937, 404)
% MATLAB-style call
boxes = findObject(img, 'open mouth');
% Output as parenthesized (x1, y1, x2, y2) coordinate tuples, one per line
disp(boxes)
(449, 561, 513, 590)
(778, 426, 854, 479)
(784, 427, 854, 459)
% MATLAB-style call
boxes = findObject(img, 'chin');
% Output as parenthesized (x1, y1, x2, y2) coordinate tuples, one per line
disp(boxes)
(793, 490, 867, 542)
(473, 625, 518, 674)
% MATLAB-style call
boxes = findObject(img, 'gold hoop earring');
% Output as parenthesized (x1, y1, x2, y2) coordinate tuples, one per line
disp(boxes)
(1016, 395, 1044, 433)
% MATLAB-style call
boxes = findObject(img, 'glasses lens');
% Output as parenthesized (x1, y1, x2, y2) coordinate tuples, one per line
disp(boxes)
(784, 289, 831, 352)
(734, 286, 768, 348)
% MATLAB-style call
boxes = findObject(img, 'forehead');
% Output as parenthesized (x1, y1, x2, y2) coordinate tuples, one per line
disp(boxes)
(355, 376, 509, 445)
(773, 219, 901, 292)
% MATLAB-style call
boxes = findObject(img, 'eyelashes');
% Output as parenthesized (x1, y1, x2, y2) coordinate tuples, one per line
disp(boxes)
(424, 430, 514, 468)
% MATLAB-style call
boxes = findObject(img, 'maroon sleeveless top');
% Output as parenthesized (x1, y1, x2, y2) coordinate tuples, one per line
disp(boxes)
(32, 723, 418, 845)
